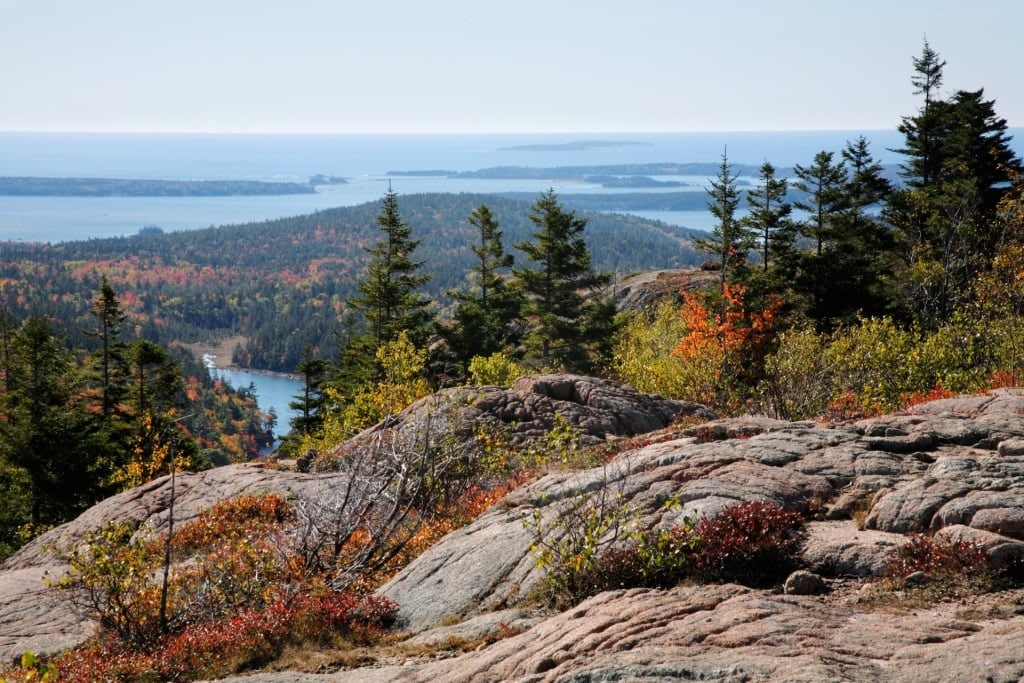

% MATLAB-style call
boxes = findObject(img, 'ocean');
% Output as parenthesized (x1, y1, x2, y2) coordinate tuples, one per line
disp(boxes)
(0, 129, 939, 243)
(5, 129, 1020, 426)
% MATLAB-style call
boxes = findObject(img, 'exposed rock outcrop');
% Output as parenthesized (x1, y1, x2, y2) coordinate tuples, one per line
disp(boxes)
(350, 373, 713, 451)
(5, 384, 1024, 681)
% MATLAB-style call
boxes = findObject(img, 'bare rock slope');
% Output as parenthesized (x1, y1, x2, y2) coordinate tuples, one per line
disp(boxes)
(5, 379, 1024, 681)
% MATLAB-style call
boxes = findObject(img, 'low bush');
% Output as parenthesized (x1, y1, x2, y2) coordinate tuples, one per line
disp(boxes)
(691, 500, 806, 586)
(530, 496, 808, 608)
(882, 532, 1004, 599)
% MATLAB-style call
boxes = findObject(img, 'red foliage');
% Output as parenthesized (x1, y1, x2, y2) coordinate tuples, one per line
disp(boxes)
(885, 533, 991, 579)
(899, 382, 957, 409)
(672, 283, 781, 365)
(693, 499, 806, 586)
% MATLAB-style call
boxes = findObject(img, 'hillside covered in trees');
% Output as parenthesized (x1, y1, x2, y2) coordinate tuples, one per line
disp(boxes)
(6, 39, 1024, 683)
(0, 194, 703, 372)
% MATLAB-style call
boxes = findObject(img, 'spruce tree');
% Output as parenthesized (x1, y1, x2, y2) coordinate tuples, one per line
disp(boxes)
(86, 276, 129, 419)
(897, 39, 947, 188)
(693, 150, 755, 291)
(445, 204, 521, 373)
(348, 188, 434, 350)
(743, 161, 793, 273)
(289, 347, 330, 438)
(0, 316, 106, 528)
(513, 189, 614, 372)
(793, 151, 849, 257)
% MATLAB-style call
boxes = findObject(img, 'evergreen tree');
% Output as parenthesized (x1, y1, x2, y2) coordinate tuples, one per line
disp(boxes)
(445, 204, 521, 374)
(811, 137, 896, 324)
(0, 316, 107, 528)
(897, 39, 947, 187)
(842, 136, 893, 221)
(887, 41, 1022, 325)
(347, 188, 434, 350)
(793, 150, 849, 256)
(693, 151, 755, 292)
(86, 275, 129, 419)
(513, 189, 614, 372)
(743, 161, 793, 273)
(289, 347, 330, 438)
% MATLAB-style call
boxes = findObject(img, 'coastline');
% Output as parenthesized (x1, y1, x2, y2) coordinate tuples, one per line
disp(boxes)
(183, 337, 302, 381)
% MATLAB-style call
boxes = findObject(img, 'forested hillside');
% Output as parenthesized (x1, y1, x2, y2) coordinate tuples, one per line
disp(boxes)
(0, 193, 703, 372)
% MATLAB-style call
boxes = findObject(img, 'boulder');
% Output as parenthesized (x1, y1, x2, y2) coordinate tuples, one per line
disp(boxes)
(8, 385, 1024, 680)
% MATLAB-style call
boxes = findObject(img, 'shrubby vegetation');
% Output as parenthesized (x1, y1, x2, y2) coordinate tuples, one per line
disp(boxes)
(0, 284, 271, 561)
(3, 39, 1024, 680)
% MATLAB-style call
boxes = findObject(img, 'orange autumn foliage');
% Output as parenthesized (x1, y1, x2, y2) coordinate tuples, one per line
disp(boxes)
(670, 283, 781, 408)
(673, 283, 779, 362)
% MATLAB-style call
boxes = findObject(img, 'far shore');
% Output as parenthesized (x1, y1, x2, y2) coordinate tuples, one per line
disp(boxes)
(182, 337, 301, 381)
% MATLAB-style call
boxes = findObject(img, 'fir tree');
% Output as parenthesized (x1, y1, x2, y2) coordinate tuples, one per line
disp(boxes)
(348, 188, 434, 350)
(445, 204, 521, 374)
(693, 150, 755, 291)
(743, 161, 793, 273)
(513, 189, 614, 372)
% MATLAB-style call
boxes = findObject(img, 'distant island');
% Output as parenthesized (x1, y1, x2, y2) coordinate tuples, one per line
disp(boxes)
(497, 140, 652, 152)
(0, 177, 317, 197)
(584, 175, 689, 189)
(388, 162, 768, 181)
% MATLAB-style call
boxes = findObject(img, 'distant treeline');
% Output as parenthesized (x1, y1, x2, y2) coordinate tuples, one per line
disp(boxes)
(0, 176, 317, 196)
(0, 192, 706, 373)
(389, 162, 774, 179)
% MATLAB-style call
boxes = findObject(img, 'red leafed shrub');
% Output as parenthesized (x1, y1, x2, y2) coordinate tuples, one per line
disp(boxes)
(53, 591, 398, 682)
(168, 492, 296, 556)
(693, 500, 806, 587)
(885, 533, 991, 579)
(591, 523, 696, 592)
(899, 382, 957, 410)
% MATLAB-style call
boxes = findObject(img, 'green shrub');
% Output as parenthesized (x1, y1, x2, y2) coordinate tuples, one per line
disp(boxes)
(468, 352, 528, 387)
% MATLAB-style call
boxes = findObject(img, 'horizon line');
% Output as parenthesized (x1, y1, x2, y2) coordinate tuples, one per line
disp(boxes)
(0, 127, 910, 136)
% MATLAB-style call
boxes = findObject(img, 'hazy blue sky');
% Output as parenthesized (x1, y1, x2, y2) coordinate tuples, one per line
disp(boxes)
(2, 0, 1020, 134)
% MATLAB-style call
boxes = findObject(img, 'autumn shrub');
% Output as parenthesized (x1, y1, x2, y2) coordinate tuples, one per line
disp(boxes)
(0, 651, 57, 683)
(612, 299, 691, 399)
(690, 500, 806, 587)
(823, 317, 919, 413)
(52, 591, 398, 683)
(589, 522, 697, 592)
(757, 326, 834, 420)
(525, 467, 634, 609)
(468, 351, 528, 387)
(882, 532, 1003, 597)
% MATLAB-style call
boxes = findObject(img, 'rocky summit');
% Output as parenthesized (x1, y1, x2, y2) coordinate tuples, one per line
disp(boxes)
(4, 377, 1024, 681)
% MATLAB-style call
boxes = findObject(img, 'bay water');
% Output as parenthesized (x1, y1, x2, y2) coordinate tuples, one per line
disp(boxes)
(5, 129, 1021, 426)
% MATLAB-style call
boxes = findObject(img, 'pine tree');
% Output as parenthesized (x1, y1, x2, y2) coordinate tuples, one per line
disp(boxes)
(513, 189, 614, 372)
(793, 150, 849, 257)
(897, 39, 947, 187)
(811, 137, 895, 324)
(445, 204, 521, 374)
(887, 41, 1022, 325)
(348, 188, 434, 350)
(0, 316, 106, 528)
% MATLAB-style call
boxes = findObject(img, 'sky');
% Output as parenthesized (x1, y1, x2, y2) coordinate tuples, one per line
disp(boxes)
(1, 0, 1021, 134)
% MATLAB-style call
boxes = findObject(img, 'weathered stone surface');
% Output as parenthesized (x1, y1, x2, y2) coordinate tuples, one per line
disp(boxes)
(353, 373, 714, 452)
(211, 584, 1024, 683)
(784, 569, 826, 595)
(800, 520, 904, 577)
(613, 268, 716, 312)
(9, 385, 1024, 680)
